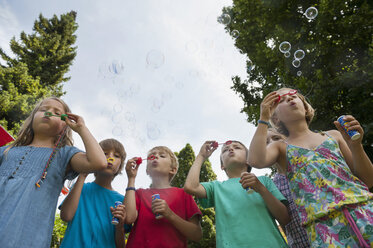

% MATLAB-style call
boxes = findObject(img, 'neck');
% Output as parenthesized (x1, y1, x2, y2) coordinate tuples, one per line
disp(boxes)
(226, 164, 248, 178)
(94, 175, 113, 190)
(150, 175, 171, 189)
(29, 134, 55, 147)
(285, 119, 312, 140)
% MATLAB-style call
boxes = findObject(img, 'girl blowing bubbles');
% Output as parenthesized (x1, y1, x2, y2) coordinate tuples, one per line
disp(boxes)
(0, 97, 107, 248)
(249, 88, 373, 248)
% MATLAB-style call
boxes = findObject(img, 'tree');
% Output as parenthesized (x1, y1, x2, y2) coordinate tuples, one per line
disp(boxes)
(50, 213, 67, 248)
(0, 11, 78, 96)
(172, 144, 217, 248)
(0, 11, 78, 136)
(220, 0, 373, 159)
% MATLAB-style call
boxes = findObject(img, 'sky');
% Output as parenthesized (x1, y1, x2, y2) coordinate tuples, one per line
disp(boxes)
(0, 0, 271, 205)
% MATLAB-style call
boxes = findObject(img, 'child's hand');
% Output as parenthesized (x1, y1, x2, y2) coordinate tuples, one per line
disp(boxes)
(110, 204, 126, 226)
(239, 172, 265, 193)
(152, 199, 173, 219)
(198, 141, 217, 160)
(260, 91, 280, 121)
(64, 113, 86, 133)
(125, 157, 140, 179)
(334, 115, 364, 145)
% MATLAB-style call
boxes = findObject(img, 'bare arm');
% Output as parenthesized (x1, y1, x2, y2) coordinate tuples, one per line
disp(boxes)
(60, 174, 87, 222)
(248, 92, 283, 168)
(152, 199, 202, 241)
(240, 172, 290, 226)
(66, 113, 107, 173)
(332, 116, 373, 187)
(124, 158, 139, 224)
(184, 141, 216, 198)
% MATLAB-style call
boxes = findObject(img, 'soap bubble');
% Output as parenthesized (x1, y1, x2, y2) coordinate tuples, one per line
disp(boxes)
(305, 7, 318, 20)
(113, 104, 123, 113)
(247, 60, 255, 71)
(146, 50, 165, 69)
(218, 14, 231, 25)
(297, 71, 302, 76)
(294, 49, 305, 60)
(147, 122, 161, 140)
(231, 30, 239, 38)
(284, 51, 291, 58)
(279, 41, 291, 53)
(112, 126, 123, 136)
(185, 41, 198, 53)
(108, 61, 124, 74)
(292, 59, 301, 68)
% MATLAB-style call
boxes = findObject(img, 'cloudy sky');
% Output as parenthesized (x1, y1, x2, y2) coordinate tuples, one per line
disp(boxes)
(0, 0, 271, 203)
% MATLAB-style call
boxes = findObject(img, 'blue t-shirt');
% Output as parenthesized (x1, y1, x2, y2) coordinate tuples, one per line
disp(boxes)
(0, 145, 81, 248)
(200, 176, 289, 248)
(60, 182, 131, 248)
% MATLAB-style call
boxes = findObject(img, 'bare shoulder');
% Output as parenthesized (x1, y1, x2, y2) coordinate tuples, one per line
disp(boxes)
(325, 129, 342, 141)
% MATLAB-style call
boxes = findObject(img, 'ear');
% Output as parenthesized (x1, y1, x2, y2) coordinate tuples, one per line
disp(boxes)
(169, 167, 177, 177)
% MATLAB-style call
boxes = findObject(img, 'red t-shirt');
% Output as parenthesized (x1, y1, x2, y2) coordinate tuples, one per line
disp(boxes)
(126, 187, 202, 248)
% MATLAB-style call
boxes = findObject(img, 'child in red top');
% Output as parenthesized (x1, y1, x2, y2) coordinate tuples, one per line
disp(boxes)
(124, 146, 202, 248)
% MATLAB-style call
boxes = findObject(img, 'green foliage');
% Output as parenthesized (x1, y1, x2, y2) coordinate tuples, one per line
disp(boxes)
(50, 213, 67, 248)
(172, 144, 217, 248)
(0, 11, 78, 96)
(221, 0, 373, 159)
(0, 11, 78, 136)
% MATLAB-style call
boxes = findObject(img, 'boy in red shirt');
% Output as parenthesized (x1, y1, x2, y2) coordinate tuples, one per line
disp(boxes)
(124, 146, 202, 247)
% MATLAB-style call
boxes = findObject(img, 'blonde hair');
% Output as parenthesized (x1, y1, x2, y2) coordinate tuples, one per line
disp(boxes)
(270, 88, 315, 136)
(99, 138, 126, 178)
(148, 146, 179, 182)
(5, 97, 73, 153)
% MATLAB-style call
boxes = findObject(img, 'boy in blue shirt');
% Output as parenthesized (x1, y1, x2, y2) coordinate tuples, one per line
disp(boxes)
(60, 138, 131, 248)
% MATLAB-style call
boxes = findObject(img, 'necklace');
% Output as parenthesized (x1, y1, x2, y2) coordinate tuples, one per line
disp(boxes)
(35, 126, 67, 188)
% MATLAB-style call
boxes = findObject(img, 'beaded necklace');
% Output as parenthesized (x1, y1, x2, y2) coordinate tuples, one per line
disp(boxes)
(35, 125, 68, 188)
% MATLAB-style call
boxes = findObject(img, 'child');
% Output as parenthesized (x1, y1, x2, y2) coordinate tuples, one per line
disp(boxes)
(0, 97, 107, 248)
(124, 146, 202, 248)
(267, 128, 310, 247)
(184, 140, 290, 248)
(59, 138, 131, 248)
(249, 88, 373, 247)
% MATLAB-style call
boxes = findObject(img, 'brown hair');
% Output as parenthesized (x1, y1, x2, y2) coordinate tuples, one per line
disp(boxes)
(270, 88, 315, 136)
(148, 146, 179, 182)
(99, 138, 126, 178)
(220, 140, 252, 173)
(5, 97, 73, 154)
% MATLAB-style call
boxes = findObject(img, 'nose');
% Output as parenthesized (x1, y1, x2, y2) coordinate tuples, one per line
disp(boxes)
(107, 157, 115, 163)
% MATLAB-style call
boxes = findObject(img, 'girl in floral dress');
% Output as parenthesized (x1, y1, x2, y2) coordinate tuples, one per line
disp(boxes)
(248, 88, 373, 247)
